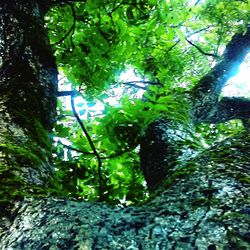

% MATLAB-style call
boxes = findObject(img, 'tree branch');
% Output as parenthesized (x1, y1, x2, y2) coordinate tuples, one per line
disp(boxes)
(186, 38, 219, 58)
(192, 26, 250, 123)
(70, 96, 104, 201)
(162, 26, 211, 54)
(200, 97, 250, 124)
(57, 90, 78, 97)
(124, 80, 160, 85)
(123, 81, 161, 90)
(51, 3, 76, 46)
(57, 140, 133, 159)
(56, 140, 95, 155)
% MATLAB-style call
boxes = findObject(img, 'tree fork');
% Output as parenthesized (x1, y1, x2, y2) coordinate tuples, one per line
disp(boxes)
(192, 26, 250, 124)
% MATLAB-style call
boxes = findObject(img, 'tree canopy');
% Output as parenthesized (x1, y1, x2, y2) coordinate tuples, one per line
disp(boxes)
(43, 0, 250, 205)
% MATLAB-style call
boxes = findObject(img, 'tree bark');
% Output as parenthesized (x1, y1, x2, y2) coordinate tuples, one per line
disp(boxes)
(0, 0, 57, 211)
(1, 132, 250, 249)
(140, 26, 250, 190)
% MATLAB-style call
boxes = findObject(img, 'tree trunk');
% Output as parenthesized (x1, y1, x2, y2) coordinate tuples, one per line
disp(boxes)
(0, 1, 250, 249)
(0, 0, 57, 211)
(1, 132, 250, 249)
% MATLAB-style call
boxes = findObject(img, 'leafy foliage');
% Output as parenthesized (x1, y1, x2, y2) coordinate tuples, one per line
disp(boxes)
(46, 0, 250, 204)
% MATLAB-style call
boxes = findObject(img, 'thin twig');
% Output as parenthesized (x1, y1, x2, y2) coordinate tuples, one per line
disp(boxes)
(56, 140, 132, 159)
(57, 90, 78, 97)
(70, 96, 104, 201)
(123, 81, 162, 89)
(186, 38, 219, 58)
(51, 3, 76, 46)
(56, 140, 95, 155)
(161, 26, 212, 54)
(165, 40, 180, 53)
(123, 83, 147, 90)
(124, 80, 160, 85)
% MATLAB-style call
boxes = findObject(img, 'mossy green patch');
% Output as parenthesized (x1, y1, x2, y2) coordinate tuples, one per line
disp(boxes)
(0, 140, 61, 212)
(0, 162, 63, 215)
(191, 196, 219, 208)
(0, 166, 26, 213)
(32, 119, 51, 150)
(236, 174, 250, 185)
(227, 228, 250, 250)
(0, 143, 43, 166)
(163, 164, 197, 189)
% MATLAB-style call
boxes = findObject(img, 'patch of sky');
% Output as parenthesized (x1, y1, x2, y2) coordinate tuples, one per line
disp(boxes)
(187, 0, 206, 7)
(221, 53, 250, 97)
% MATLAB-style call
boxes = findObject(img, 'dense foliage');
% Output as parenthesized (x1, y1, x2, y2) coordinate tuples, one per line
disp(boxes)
(45, 0, 250, 204)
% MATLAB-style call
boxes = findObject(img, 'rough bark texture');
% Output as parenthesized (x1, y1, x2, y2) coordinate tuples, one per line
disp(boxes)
(136, 27, 250, 248)
(140, 119, 195, 190)
(140, 26, 250, 190)
(1, 132, 250, 249)
(0, 0, 57, 210)
(205, 96, 250, 124)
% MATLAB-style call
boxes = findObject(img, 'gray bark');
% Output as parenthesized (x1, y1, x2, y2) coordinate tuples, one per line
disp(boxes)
(140, 26, 250, 190)
(0, 0, 57, 211)
(1, 132, 250, 249)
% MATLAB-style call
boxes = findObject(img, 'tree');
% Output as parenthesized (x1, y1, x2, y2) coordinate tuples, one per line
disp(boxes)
(0, 0, 250, 249)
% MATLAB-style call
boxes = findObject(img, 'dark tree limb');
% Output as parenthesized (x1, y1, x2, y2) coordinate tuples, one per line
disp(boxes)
(70, 96, 104, 201)
(192, 26, 250, 124)
(193, 26, 250, 97)
(199, 97, 250, 124)
(57, 90, 78, 96)
(140, 119, 183, 190)
(186, 38, 219, 58)
(140, 28, 250, 190)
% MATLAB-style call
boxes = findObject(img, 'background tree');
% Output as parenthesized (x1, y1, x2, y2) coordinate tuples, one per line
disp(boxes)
(0, 0, 250, 249)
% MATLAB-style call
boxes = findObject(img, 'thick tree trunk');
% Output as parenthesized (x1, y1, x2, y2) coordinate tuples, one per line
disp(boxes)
(139, 119, 196, 190)
(0, 0, 57, 211)
(139, 27, 250, 191)
(1, 132, 250, 249)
